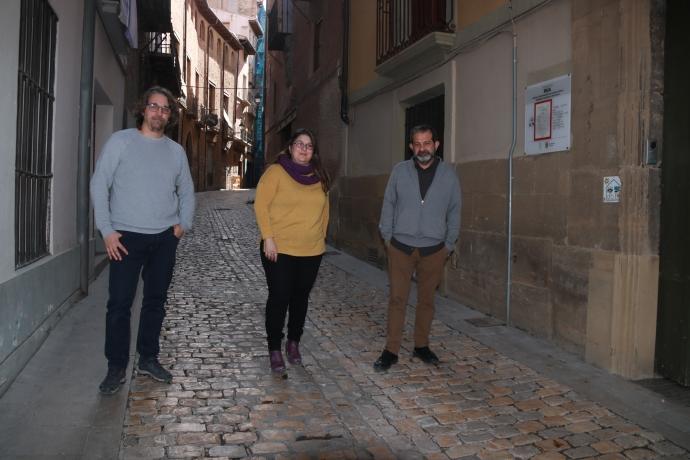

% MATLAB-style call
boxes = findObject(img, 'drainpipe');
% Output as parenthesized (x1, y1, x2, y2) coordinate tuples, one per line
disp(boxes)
(203, 26, 211, 190)
(505, 5, 517, 326)
(339, 0, 350, 125)
(234, 49, 241, 175)
(221, 43, 226, 159)
(77, 0, 96, 295)
(234, 50, 240, 126)
(183, 1, 187, 94)
(221, 42, 229, 187)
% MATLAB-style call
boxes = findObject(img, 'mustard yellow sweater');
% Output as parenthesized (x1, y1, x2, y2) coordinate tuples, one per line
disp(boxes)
(254, 164, 329, 256)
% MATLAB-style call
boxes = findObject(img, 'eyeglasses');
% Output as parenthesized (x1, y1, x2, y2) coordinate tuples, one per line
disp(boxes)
(293, 141, 314, 151)
(146, 103, 172, 114)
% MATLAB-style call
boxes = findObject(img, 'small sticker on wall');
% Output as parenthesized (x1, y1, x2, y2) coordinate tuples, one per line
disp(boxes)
(603, 176, 621, 203)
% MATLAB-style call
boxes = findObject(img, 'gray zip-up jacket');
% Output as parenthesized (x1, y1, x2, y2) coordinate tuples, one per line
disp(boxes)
(90, 129, 195, 237)
(379, 158, 461, 251)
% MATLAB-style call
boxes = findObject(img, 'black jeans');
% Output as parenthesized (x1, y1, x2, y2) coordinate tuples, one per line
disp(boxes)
(105, 228, 179, 368)
(260, 243, 322, 351)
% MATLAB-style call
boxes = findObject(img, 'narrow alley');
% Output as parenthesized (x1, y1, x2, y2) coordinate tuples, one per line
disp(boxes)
(113, 190, 688, 460)
(3, 1, 690, 459)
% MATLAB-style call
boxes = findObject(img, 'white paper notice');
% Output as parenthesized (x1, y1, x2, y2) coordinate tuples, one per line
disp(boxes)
(525, 74, 571, 155)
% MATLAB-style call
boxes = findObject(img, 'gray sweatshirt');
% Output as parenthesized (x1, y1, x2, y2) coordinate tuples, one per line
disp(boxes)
(379, 158, 461, 250)
(90, 128, 195, 237)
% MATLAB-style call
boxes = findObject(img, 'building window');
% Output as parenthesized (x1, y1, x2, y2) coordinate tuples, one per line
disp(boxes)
(217, 39, 221, 59)
(209, 82, 217, 114)
(186, 56, 192, 89)
(313, 19, 322, 71)
(230, 50, 237, 72)
(15, 0, 57, 268)
(200, 21, 205, 41)
(195, 71, 200, 99)
(223, 94, 229, 113)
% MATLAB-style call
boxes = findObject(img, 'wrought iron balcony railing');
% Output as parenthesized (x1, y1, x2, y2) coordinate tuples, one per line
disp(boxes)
(185, 93, 199, 117)
(141, 32, 182, 96)
(376, 0, 454, 65)
(237, 127, 253, 145)
(143, 32, 173, 55)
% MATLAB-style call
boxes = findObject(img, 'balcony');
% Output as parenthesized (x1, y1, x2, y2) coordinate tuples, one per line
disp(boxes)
(246, 103, 257, 117)
(232, 127, 253, 148)
(185, 94, 199, 118)
(198, 106, 220, 134)
(267, 0, 292, 51)
(375, 0, 455, 78)
(138, 0, 172, 33)
(239, 34, 257, 56)
(222, 112, 233, 141)
(141, 32, 182, 96)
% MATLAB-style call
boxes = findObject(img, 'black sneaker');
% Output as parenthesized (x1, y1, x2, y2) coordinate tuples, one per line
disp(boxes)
(99, 366, 126, 395)
(413, 346, 439, 364)
(137, 357, 172, 383)
(373, 350, 398, 372)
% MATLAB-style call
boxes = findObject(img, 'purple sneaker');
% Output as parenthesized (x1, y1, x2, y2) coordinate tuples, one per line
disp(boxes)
(286, 340, 302, 365)
(269, 350, 286, 373)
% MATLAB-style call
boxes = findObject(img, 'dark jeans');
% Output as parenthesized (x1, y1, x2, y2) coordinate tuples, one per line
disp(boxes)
(260, 243, 322, 351)
(105, 228, 179, 368)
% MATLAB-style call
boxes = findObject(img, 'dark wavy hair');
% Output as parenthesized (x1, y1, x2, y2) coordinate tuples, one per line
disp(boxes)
(276, 128, 331, 192)
(134, 86, 179, 129)
(409, 124, 438, 142)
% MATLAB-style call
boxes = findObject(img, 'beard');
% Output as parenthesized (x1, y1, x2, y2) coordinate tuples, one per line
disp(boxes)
(415, 150, 434, 164)
(148, 117, 166, 132)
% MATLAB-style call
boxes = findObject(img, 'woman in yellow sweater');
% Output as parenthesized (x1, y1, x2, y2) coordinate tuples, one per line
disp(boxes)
(254, 129, 330, 373)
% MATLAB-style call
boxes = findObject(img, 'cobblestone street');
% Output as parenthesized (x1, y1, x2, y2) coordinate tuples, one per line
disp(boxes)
(120, 190, 688, 460)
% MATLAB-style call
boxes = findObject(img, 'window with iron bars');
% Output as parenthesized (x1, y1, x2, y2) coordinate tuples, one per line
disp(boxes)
(15, 0, 57, 268)
(376, 0, 454, 65)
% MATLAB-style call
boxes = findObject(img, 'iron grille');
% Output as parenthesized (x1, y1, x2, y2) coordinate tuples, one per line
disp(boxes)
(15, 0, 57, 268)
(143, 32, 172, 55)
(376, 0, 454, 65)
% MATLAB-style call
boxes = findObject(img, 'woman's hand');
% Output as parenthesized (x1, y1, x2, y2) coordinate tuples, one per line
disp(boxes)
(263, 238, 278, 262)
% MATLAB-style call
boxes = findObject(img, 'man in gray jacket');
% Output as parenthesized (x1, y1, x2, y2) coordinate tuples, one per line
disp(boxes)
(375, 124, 461, 371)
(91, 86, 195, 394)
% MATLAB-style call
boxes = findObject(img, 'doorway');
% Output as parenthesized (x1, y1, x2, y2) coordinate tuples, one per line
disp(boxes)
(184, 134, 196, 191)
(404, 94, 444, 160)
(655, 0, 690, 386)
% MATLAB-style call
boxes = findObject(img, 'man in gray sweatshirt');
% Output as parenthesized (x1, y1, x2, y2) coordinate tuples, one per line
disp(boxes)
(375, 124, 461, 371)
(91, 86, 195, 394)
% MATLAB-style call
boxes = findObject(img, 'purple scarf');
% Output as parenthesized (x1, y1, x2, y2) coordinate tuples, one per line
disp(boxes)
(278, 154, 320, 186)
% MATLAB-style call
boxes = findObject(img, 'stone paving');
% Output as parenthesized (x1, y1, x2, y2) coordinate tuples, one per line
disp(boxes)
(120, 190, 688, 460)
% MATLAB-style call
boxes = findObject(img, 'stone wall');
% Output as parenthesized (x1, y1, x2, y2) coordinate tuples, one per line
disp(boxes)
(331, 175, 389, 267)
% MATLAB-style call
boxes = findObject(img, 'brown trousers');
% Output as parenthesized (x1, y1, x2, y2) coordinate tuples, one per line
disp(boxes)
(385, 244, 448, 354)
